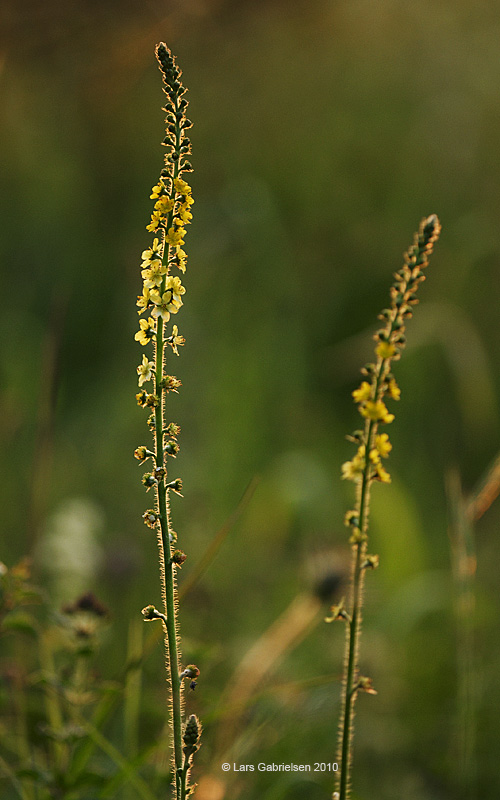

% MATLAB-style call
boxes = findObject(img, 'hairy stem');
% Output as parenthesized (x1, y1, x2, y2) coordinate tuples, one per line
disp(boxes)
(338, 355, 392, 797)
(137, 42, 198, 797)
(152, 89, 186, 796)
(337, 428, 372, 799)
(155, 323, 183, 792)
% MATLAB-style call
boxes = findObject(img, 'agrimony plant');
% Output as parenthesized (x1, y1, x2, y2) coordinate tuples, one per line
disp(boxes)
(134, 43, 200, 800)
(328, 215, 441, 800)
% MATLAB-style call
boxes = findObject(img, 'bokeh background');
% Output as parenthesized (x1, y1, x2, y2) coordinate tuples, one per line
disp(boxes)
(2, 0, 500, 798)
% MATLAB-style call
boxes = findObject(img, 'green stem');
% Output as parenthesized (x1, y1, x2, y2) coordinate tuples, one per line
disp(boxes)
(338, 356, 391, 798)
(155, 319, 183, 790)
(337, 422, 373, 800)
(180, 758, 190, 800)
(154, 115, 186, 794)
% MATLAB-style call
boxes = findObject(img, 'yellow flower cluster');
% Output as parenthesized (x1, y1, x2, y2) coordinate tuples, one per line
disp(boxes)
(341, 215, 441, 493)
(135, 146, 193, 385)
(341, 433, 392, 485)
(134, 41, 193, 499)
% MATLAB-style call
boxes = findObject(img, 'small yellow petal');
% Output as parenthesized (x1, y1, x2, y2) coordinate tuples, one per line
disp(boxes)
(375, 433, 392, 458)
(352, 381, 373, 404)
(360, 400, 394, 422)
(387, 379, 401, 401)
(376, 341, 396, 360)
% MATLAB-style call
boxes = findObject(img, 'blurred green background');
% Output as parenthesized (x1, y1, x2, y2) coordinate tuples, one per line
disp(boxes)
(2, 0, 500, 798)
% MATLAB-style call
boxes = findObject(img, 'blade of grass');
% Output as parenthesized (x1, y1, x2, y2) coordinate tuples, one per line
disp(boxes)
(66, 685, 121, 785)
(97, 743, 160, 799)
(447, 469, 477, 800)
(76, 718, 157, 800)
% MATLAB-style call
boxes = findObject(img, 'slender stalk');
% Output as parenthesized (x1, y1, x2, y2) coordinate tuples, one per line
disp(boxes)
(180, 760, 190, 800)
(338, 522, 365, 799)
(447, 471, 477, 800)
(135, 43, 200, 799)
(338, 407, 380, 797)
(155, 304, 183, 781)
(332, 216, 441, 799)
(153, 122, 186, 795)
(76, 718, 158, 800)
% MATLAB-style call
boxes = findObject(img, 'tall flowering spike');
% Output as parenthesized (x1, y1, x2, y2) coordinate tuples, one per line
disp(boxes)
(335, 216, 441, 800)
(342, 215, 441, 492)
(134, 44, 198, 800)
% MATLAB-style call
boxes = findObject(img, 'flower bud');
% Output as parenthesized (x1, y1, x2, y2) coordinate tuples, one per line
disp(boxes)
(171, 550, 187, 566)
(142, 473, 157, 489)
(180, 664, 200, 680)
(166, 478, 183, 496)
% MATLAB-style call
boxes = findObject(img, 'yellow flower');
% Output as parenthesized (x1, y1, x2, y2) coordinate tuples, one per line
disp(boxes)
(369, 448, 381, 465)
(376, 340, 396, 359)
(155, 196, 175, 216)
(141, 238, 163, 266)
(375, 433, 392, 458)
(135, 317, 156, 346)
(167, 324, 185, 356)
(352, 381, 372, 404)
(151, 290, 182, 322)
(141, 262, 167, 289)
(360, 400, 395, 424)
(149, 278, 185, 319)
(342, 461, 360, 482)
(147, 211, 163, 232)
(374, 463, 391, 483)
(387, 378, 401, 401)
(175, 247, 187, 273)
(173, 177, 192, 195)
(177, 204, 193, 225)
(150, 182, 165, 200)
(137, 286, 152, 314)
(165, 226, 185, 246)
(341, 445, 366, 482)
(166, 275, 185, 306)
(137, 354, 154, 386)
